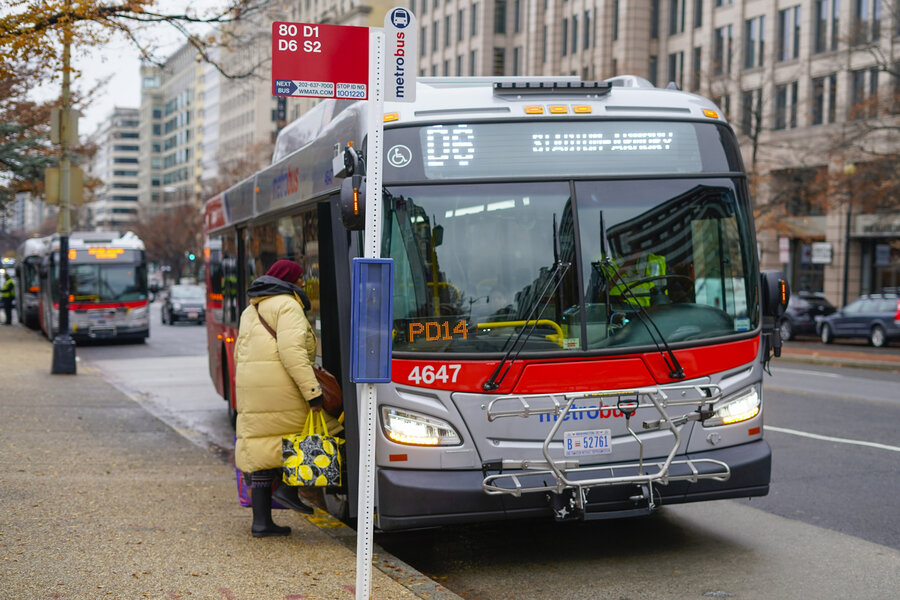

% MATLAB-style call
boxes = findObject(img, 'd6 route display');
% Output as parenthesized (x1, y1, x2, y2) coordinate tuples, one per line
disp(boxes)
(272, 22, 368, 100)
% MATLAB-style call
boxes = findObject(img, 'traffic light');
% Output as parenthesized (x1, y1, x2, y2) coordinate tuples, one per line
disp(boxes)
(188, 252, 196, 261)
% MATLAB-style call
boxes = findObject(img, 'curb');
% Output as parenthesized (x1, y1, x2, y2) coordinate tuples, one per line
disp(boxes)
(778, 353, 900, 372)
(307, 511, 465, 600)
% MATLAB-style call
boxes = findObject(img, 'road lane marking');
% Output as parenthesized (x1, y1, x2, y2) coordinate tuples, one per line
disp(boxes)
(765, 425, 900, 453)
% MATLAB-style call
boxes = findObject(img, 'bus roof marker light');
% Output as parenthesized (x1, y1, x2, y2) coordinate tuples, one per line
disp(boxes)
(384, 112, 400, 122)
(573, 105, 592, 114)
(549, 105, 568, 114)
(524, 106, 544, 114)
(703, 109, 719, 119)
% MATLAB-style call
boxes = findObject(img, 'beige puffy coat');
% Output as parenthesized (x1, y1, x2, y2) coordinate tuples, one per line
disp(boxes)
(234, 292, 343, 473)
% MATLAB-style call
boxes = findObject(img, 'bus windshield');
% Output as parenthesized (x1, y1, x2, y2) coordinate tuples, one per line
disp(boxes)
(64, 264, 148, 303)
(385, 178, 757, 354)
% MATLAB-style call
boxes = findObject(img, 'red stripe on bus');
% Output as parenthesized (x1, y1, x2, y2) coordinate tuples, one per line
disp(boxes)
(391, 338, 760, 393)
(66, 300, 149, 310)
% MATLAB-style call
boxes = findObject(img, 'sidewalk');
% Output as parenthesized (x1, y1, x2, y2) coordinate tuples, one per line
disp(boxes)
(779, 343, 900, 371)
(0, 324, 453, 600)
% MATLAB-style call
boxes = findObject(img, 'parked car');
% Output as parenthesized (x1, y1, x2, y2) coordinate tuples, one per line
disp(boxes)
(817, 292, 900, 347)
(778, 292, 837, 341)
(161, 284, 206, 325)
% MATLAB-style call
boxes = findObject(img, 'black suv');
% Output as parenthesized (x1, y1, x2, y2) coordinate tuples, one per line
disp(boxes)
(778, 292, 837, 341)
(817, 291, 900, 347)
(161, 284, 206, 325)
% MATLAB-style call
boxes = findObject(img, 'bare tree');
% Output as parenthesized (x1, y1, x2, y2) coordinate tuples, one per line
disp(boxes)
(130, 203, 203, 279)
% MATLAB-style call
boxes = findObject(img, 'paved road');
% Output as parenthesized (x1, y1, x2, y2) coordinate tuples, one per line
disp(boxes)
(76, 306, 900, 599)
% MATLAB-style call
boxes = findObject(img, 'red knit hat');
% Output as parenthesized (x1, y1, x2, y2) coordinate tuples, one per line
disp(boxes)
(266, 260, 303, 283)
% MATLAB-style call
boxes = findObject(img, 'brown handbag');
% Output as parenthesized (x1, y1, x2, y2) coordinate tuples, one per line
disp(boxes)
(254, 305, 344, 418)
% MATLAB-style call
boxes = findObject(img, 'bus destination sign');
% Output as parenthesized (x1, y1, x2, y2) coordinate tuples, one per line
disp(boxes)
(272, 22, 368, 100)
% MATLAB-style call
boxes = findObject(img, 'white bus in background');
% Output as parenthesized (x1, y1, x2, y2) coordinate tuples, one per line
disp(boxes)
(37, 231, 150, 342)
(15, 237, 49, 329)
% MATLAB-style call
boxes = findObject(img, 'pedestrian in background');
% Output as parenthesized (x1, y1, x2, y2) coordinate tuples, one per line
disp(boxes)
(1, 274, 14, 325)
(233, 259, 343, 537)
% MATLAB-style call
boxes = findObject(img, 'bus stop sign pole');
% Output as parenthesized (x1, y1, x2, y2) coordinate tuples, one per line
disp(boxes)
(353, 27, 386, 600)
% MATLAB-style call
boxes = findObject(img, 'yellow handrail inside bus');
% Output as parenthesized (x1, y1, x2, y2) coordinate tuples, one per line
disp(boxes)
(476, 319, 564, 347)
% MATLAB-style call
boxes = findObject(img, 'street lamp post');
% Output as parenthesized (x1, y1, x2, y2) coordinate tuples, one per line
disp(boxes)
(51, 4, 77, 374)
(841, 163, 856, 307)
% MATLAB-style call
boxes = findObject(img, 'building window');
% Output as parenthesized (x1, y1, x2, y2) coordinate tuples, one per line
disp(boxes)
(813, 0, 839, 53)
(648, 55, 658, 86)
(572, 15, 578, 54)
(715, 0, 733, 6)
(514, 0, 521, 33)
(421, 26, 427, 56)
(470, 49, 478, 75)
(850, 69, 867, 119)
(777, 6, 802, 61)
(542, 25, 548, 63)
(774, 81, 799, 129)
(811, 76, 826, 125)
(713, 24, 732, 75)
(494, 0, 506, 34)
(445, 16, 451, 47)
(433, 20, 439, 51)
(472, 2, 478, 37)
(513, 46, 521, 75)
(744, 16, 765, 69)
(852, 0, 882, 44)
(493, 47, 505, 75)
(580, 11, 589, 50)
(457, 55, 463, 75)
(692, 46, 702, 91)
(614, 0, 621, 40)
(694, 0, 703, 28)
(562, 18, 568, 56)
(741, 88, 761, 135)
(668, 51, 684, 88)
(669, 0, 685, 35)
(458, 9, 465, 41)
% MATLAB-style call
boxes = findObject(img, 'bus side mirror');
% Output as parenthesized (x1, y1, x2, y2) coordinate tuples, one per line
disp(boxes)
(760, 271, 790, 358)
(760, 271, 790, 318)
(340, 174, 367, 230)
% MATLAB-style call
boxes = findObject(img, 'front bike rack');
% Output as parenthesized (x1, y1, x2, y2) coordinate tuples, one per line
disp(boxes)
(481, 384, 731, 516)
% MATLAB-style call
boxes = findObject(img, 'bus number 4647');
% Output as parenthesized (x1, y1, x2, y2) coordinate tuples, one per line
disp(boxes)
(407, 364, 462, 385)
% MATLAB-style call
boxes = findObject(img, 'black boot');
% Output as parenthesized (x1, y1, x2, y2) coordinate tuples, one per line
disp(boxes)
(251, 486, 291, 538)
(273, 482, 314, 514)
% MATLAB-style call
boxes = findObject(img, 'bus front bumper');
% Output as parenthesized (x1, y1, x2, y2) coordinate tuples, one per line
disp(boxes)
(375, 439, 770, 531)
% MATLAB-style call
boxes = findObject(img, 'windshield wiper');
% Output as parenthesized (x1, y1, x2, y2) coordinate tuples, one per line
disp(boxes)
(599, 259, 686, 380)
(483, 215, 570, 392)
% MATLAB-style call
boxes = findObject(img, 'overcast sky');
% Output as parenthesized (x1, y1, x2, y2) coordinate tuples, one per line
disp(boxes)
(30, 2, 224, 137)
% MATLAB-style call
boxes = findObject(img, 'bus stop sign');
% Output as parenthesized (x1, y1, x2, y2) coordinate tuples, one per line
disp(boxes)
(350, 258, 393, 383)
(272, 22, 368, 100)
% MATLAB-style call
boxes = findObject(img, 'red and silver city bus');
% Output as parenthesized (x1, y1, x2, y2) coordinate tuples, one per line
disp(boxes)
(37, 231, 150, 342)
(204, 76, 788, 530)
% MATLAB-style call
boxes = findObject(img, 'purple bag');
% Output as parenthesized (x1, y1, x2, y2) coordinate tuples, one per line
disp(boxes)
(234, 435, 286, 509)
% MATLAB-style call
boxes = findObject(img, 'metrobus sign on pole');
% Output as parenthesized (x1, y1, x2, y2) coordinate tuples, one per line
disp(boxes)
(272, 22, 368, 99)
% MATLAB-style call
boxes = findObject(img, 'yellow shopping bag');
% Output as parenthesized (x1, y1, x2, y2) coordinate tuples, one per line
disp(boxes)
(282, 411, 345, 487)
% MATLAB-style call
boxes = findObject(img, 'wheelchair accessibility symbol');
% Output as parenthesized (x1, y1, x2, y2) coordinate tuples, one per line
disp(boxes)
(387, 145, 412, 168)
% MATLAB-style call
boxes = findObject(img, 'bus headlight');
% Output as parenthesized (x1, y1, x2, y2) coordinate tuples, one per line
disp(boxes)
(704, 386, 761, 427)
(381, 407, 462, 446)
